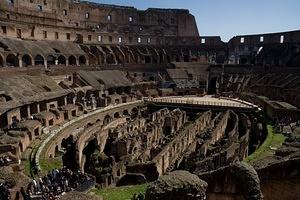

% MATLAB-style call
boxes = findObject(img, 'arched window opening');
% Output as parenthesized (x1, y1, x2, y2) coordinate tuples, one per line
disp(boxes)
(34, 55, 44, 66)
(6, 54, 18, 67)
(68, 55, 77, 66)
(22, 54, 32, 67)
(58, 55, 66, 65)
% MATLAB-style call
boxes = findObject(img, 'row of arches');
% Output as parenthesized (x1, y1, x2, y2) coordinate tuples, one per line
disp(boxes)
(0, 53, 87, 68)
(84, 45, 171, 66)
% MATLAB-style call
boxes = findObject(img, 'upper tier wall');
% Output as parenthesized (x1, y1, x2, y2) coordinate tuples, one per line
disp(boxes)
(0, 0, 200, 46)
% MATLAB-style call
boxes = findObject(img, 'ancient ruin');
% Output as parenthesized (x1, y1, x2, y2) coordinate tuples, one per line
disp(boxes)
(0, 0, 299, 200)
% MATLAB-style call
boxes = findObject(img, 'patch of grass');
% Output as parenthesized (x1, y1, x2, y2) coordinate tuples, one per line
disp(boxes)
(23, 160, 32, 177)
(245, 125, 286, 164)
(40, 156, 63, 173)
(91, 184, 148, 200)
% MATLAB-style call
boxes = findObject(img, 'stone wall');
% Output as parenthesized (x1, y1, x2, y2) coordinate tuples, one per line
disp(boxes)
(0, 0, 199, 46)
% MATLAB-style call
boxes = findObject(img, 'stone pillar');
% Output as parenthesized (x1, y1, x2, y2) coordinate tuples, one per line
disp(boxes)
(44, 59, 48, 69)
(90, 95, 97, 110)
(27, 105, 31, 118)
(2, 59, 6, 67)
(73, 96, 77, 104)
(64, 96, 68, 105)
(76, 58, 80, 66)
(66, 59, 69, 67)
(18, 57, 23, 68)
(37, 103, 40, 113)
(31, 57, 35, 67)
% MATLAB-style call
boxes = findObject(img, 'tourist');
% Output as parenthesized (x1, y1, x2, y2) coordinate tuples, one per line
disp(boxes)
(27, 167, 93, 199)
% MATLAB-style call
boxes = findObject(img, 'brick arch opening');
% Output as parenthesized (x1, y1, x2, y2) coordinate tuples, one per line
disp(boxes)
(55, 145, 59, 157)
(22, 54, 32, 67)
(6, 54, 18, 67)
(103, 114, 112, 125)
(123, 110, 129, 116)
(68, 55, 77, 66)
(131, 107, 139, 118)
(82, 138, 99, 173)
(62, 134, 77, 171)
(106, 54, 115, 64)
(58, 55, 66, 66)
(114, 112, 120, 118)
(34, 54, 45, 66)
(47, 55, 56, 66)
(79, 55, 86, 65)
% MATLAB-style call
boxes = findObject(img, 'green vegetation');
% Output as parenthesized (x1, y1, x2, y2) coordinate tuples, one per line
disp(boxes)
(91, 184, 148, 200)
(245, 125, 286, 164)
(23, 160, 32, 177)
(40, 156, 63, 173)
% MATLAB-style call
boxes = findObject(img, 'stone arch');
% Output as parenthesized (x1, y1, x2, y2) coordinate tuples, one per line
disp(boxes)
(6, 54, 18, 67)
(103, 114, 112, 125)
(90, 46, 104, 65)
(79, 55, 86, 65)
(68, 55, 77, 66)
(86, 122, 93, 127)
(67, 92, 76, 104)
(57, 55, 66, 65)
(0, 53, 4, 67)
(55, 145, 59, 157)
(22, 54, 32, 67)
(47, 55, 56, 66)
(82, 138, 99, 172)
(76, 90, 86, 103)
(114, 112, 120, 118)
(34, 54, 45, 66)
(106, 54, 115, 64)
(123, 110, 129, 116)
(131, 107, 139, 118)
(61, 135, 74, 149)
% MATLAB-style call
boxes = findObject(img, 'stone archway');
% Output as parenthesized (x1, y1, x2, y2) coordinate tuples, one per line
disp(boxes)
(103, 114, 112, 125)
(106, 54, 115, 64)
(79, 55, 86, 65)
(131, 107, 139, 118)
(123, 110, 129, 116)
(68, 55, 77, 66)
(34, 55, 45, 66)
(22, 54, 32, 67)
(58, 55, 66, 66)
(114, 112, 120, 119)
(6, 54, 19, 67)
(82, 138, 99, 173)
(47, 55, 56, 66)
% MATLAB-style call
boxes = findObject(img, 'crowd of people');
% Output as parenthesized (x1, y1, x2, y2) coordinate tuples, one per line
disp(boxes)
(0, 155, 13, 167)
(22, 167, 93, 200)
(0, 181, 11, 200)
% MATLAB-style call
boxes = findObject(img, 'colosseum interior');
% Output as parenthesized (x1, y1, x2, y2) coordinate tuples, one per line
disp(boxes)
(0, 0, 300, 200)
